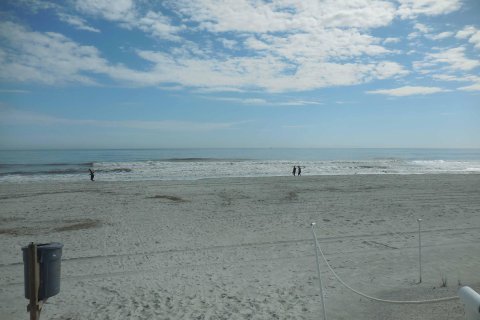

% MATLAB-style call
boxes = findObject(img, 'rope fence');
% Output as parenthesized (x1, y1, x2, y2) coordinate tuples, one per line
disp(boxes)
(310, 222, 459, 306)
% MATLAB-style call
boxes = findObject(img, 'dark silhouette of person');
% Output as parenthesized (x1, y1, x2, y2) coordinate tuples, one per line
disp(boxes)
(297, 166, 301, 176)
(89, 169, 95, 181)
(292, 166, 297, 176)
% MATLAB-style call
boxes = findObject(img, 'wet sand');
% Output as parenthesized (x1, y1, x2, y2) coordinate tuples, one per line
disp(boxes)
(1, 174, 479, 319)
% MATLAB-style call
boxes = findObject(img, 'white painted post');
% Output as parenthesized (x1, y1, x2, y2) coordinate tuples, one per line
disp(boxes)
(458, 286, 480, 320)
(417, 218, 422, 283)
(311, 223, 327, 320)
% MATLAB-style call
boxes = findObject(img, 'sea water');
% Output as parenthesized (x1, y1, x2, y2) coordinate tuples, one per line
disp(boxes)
(1, 148, 480, 182)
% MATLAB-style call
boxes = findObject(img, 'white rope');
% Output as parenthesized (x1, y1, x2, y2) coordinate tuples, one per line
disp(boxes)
(311, 225, 459, 304)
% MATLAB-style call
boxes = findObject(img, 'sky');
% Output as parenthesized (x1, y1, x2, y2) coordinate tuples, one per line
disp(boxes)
(0, 0, 479, 149)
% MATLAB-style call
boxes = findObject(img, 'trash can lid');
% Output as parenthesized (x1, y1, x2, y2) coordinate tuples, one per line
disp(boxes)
(22, 242, 64, 251)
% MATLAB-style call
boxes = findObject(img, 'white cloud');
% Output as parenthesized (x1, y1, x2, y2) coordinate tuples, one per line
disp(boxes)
(245, 37, 270, 51)
(0, 20, 409, 91)
(220, 39, 238, 50)
(413, 23, 431, 33)
(247, 28, 392, 62)
(172, 0, 397, 33)
(430, 73, 480, 92)
(4, 0, 479, 104)
(57, 13, 100, 32)
(456, 26, 480, 50)
(0, 107, 238, 131)
(207, 97, 268, 105)
(432, 74, 480, 82)
(135, 11, 184, 41)
(10, 1, 101, 33)
(11, 0, 60, 13)
(397, 0, 462, 19)
(469, 31, 480, 50)
(432, 74, 456, 81)
(75, 0, 135, 22)
(194, 87, 245, 93)
(367, 86, 448, 96)
(0, 21, 170, 86)
(203, 96, 322, 106)
(458, 83, 480, 91)
(409, 24, 455, 41)
(15, 1, 470, 93)
(427, 31, 454, 40)
(407, 32, 420, 39)
(0, 89, 30, 93)
(372, 61, 410, 79)
(428, 47, 480, 71)
(278, 100, 323, 106)
(0, 21, 108, 84)
(75, 0, 183, 41)
(414, 47, 480, 73)
(456, 26, 477, 39)
(383, 37, 401, 44)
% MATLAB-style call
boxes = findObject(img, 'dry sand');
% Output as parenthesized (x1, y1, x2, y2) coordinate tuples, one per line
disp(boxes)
(1, 174, 479, 319)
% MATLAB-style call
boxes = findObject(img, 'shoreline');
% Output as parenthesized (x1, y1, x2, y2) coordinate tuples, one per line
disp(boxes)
(1, 171, 480, 185)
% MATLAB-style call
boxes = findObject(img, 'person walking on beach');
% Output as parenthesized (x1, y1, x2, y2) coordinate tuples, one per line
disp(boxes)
(297, 166, 301, 176)
(292, 166, 297, 176)
(89, 169, 95, 181)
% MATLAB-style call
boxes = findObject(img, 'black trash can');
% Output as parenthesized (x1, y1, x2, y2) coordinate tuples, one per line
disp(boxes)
(22, 242, 63, 300)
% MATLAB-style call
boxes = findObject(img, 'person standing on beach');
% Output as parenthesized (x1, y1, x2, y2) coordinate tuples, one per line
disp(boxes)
(297, 166, 301, 176)
(89, 169, 95, 181)
(292, 166, 297, 176)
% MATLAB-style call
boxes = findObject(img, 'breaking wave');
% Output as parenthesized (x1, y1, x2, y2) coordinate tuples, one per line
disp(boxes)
(1, 158, 479, 182)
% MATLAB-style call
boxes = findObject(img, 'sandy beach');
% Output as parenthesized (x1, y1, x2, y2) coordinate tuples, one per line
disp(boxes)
(1, 174, 479, 319)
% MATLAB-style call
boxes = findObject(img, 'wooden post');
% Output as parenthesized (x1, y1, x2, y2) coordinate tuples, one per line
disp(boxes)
(27, 242, 42, 320)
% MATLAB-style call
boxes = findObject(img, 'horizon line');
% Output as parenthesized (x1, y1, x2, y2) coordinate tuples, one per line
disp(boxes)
(1, 147, 480, 151)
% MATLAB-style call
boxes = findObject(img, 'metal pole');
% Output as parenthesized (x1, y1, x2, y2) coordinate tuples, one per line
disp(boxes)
(311, 223, 327, 320)
(417, 219, 422, 283)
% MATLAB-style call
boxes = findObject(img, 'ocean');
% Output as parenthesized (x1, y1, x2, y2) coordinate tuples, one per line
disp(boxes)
(1, 148, 480, 182)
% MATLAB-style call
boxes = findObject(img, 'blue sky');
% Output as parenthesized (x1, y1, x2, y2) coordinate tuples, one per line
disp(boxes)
(0, 0, 479, 149)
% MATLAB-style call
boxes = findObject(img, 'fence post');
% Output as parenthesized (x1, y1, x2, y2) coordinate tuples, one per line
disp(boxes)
(311, 223, 327, 320)
(417, 218, 422, 283)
